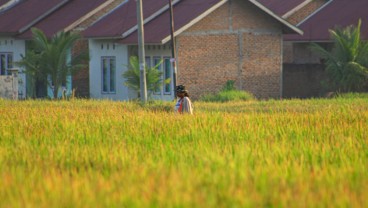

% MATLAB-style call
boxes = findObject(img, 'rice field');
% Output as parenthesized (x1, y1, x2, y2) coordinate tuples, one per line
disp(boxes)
(0, 96, 367, 207)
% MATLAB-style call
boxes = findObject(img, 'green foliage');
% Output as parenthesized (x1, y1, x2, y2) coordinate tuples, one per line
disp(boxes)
(200, 80, 254, 102)
(311, 19, 368, 92)
(17, 28, 88, 99)
(122, 56, 170, 98)
(200, 90, 254, 102)
(221, 80, 236, 91)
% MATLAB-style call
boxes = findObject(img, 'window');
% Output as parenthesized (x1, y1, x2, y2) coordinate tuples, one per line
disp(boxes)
(0, 53, 13, 75)
(163, 57, 171, 94)
(153, 56, 162, 95)
(145, 56, 151, 68)
(102, 57, 116, 93)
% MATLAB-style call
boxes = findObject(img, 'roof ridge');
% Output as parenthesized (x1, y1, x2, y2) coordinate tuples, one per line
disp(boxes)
(121, 0, 181, 38)
(0, 0, 22, 14)
(282, 0, 313, 19)
(160, 0, 228, 44)
(64, 0, 116, 32)
(248, 0, 303, 35)
(297, 0, 333, 27)
(86, 0, 129, 32)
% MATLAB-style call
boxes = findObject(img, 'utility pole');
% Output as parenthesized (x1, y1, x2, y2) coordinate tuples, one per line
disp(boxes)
(168, 0, 177, 97)
(136, 0, 147, 103)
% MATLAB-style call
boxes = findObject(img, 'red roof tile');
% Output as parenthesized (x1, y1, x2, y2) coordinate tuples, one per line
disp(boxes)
(0, 0, 67, 35)
(16, 0, 108, 39)
(285, 0, 368, 42)
(256, 0, 306, 16)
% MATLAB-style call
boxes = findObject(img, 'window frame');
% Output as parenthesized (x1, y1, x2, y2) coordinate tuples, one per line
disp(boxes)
(163, 56, 172, 95)
(153, 56, 163, 95)
(101, 56, 116, 94)
(0, 52, 13, 76)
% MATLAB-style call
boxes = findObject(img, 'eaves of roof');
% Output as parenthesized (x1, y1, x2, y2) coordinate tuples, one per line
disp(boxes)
(256, 0, 307, 17)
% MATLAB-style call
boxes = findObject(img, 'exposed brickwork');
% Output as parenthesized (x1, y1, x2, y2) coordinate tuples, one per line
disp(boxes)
(187, 4, 229, 32)
(177, 34, 239, 97)
(177, 0, 283, 99)
(231, 0, 279, 31)
(286, 0, 327, 25)
(72, 39, 89, 98)
(242, 33, 282, 99)
(72, 0, 126, 32)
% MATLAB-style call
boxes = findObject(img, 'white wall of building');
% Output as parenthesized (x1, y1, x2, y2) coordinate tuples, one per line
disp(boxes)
(89, 39, 133, 100)
(0, 37, 26, 99)
(89, 40, 176, 101)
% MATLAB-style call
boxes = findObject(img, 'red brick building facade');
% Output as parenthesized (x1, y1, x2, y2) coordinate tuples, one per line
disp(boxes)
(177, 0, 285, 99)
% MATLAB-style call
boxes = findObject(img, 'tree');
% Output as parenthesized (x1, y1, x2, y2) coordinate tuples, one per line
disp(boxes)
(311, 20, 368, 92)
(123, 56, 170, 98)
(18, 28, 88, 99)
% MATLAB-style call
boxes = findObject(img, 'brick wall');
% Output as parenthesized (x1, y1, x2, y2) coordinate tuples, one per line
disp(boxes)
(286, 0, 327, 25)
(177, 0, 283, 99)
(73, 0, 126, 32)
(72, 39, 89, 98)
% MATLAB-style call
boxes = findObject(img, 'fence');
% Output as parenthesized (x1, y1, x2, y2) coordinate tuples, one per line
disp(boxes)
(0, 68, 18, 100)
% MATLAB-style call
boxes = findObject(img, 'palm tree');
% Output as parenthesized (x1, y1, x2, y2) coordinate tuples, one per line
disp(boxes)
(311, 20, 368, 92)
(18, 28, 88, 99)
(123, 56, 170, 98)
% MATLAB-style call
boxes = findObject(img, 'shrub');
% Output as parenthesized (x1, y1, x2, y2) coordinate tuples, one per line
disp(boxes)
(200, 90, 254, 102)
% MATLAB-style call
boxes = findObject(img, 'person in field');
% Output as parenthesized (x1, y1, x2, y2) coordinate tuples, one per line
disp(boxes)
(175, 85, 193, 114)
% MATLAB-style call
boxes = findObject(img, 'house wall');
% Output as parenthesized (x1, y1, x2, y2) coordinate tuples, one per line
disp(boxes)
(283, 64, 327, 98)
(284, 42, 324, 64)
(89, 39, 132, 100)
(0, 37, 26, 99)
(282, 43, 336, 98)
(72, 39, 90, 97)
(176, 0, 283, 99)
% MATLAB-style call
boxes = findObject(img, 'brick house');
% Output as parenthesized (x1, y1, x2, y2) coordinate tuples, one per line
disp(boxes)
(84, 0, 302, 100)
(1, 0, 302, 100)
(260, 0, 368, 97)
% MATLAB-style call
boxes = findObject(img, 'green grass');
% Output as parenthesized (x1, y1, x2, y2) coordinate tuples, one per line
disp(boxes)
(199, 90, 254, 102)
(0, 97, 367, 207)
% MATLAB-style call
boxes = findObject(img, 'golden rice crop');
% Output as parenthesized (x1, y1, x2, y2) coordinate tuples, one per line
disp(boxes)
(0, 97, 367, 207)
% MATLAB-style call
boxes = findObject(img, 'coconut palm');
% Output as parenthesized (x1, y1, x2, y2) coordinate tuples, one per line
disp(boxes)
(18, 28, 88, 99)
(123, 56, 170, 98)
(311, 19, 368, 92)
